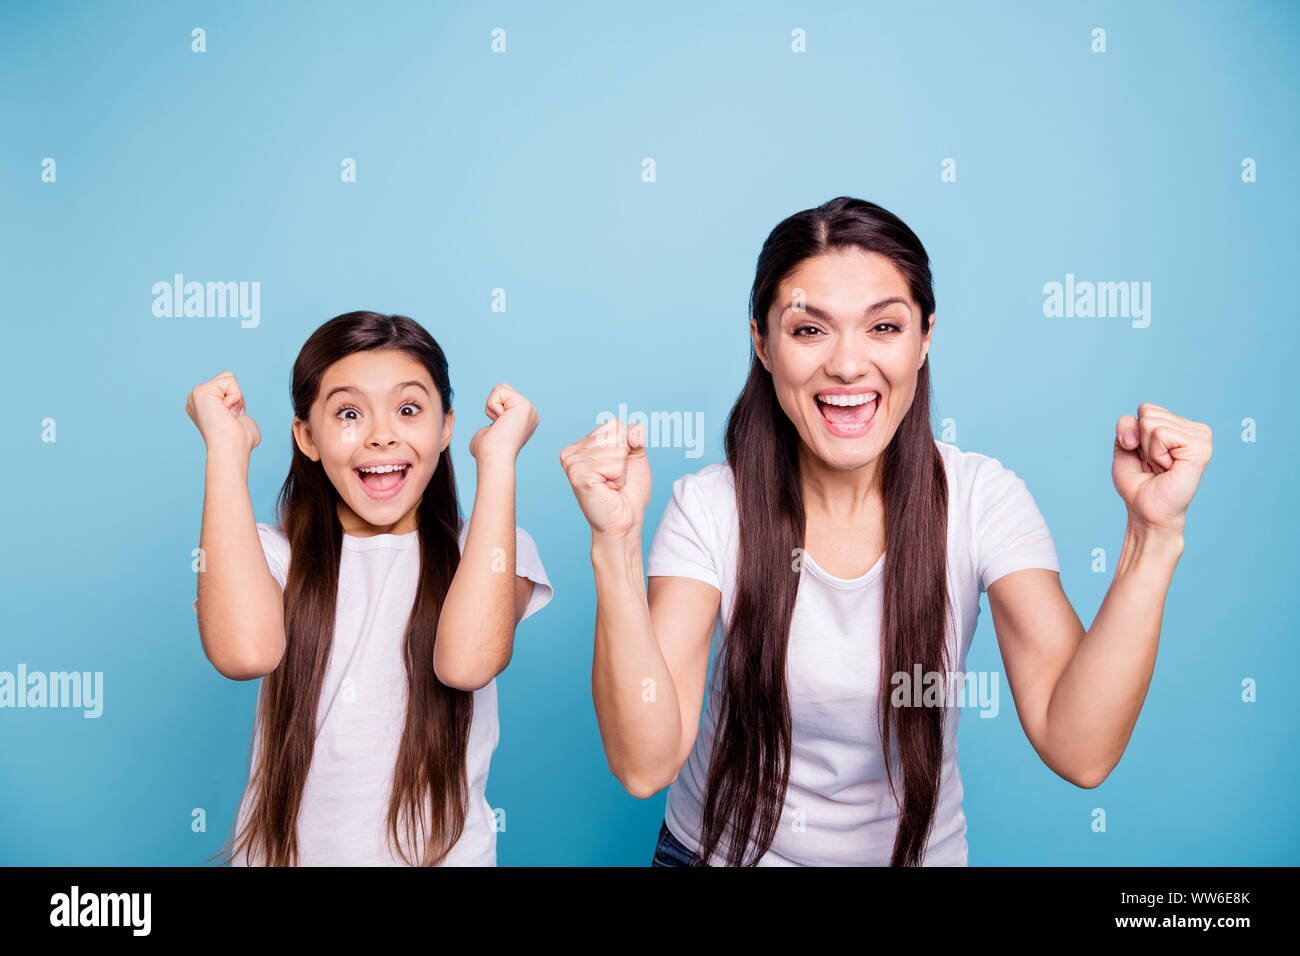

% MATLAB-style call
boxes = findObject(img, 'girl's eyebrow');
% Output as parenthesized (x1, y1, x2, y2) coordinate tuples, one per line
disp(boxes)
(324, 381, 430, 403)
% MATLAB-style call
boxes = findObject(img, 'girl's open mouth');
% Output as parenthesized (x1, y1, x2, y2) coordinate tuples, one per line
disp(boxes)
(354, 463, 411, 500)
(815, 392, 879, 438)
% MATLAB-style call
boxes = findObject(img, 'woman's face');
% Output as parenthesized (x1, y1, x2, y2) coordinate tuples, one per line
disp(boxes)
(291, 348, 452, 536)
(751, 248, 934, 475)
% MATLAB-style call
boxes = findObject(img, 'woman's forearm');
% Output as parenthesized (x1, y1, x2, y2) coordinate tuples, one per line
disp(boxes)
(590, 530, 683, 796)
(1045, 520, 1185, 786)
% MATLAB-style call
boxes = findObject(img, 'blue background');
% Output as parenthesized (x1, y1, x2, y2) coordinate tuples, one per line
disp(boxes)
(1, 0, 1295, 865)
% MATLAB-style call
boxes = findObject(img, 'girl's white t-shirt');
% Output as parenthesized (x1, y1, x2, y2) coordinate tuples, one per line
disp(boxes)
(645, 439, 1060, 866)
(225, 517, 553, 867)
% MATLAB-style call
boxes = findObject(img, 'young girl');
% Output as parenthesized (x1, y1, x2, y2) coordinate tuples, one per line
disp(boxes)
(186, 310, 553, 866)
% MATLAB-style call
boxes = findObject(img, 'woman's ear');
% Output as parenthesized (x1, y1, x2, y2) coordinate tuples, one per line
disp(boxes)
(292, 416, 321, 462)
(918, 313, 936, 370)
(750, 318, 771, 372)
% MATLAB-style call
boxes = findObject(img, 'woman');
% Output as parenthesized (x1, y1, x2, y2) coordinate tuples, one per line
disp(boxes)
(559, 197, 1211, 866)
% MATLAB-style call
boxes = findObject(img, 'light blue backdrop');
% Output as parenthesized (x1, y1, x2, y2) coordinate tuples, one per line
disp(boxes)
(1, 0, 1295, 866)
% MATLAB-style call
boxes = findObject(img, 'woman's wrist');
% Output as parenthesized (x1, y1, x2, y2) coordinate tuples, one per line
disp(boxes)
(1115, 515, 1185, 578)
(590, 527, 644, 574)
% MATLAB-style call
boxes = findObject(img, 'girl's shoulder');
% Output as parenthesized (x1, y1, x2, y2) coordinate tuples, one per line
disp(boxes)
(254, 521, 290, 553)
(253, 522, 291, 589)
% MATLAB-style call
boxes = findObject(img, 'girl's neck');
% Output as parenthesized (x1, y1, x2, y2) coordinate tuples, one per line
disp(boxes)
(336, 499, 420, 537)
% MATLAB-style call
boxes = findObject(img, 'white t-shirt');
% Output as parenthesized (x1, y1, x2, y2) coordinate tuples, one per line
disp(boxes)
(222, 517, 553, 866)
(645, 439, 1059, 866)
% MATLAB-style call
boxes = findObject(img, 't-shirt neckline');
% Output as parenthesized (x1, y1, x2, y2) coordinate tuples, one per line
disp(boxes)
(339, 515, 466, 551)
(800, 550, 886, 589)
(342, 530, 420, 551)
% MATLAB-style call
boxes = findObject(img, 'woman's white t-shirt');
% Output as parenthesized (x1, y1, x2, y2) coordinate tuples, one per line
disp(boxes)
(645, 439, 1059, 866)
(222, 517, 553, 866)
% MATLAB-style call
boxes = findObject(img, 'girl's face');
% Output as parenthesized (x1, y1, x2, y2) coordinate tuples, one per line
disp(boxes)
(751, 248, 934, 479)
(292, 348, 453, 537)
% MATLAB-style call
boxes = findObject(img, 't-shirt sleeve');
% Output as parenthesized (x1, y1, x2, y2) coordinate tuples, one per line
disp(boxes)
(514, 525, 554, 622)
(456, 517, 554, 623)
(972, 456, 1060, 593)
(645, 470, 721, 590)
(192, 522, 288, 614)
(256, 523, 290, 592)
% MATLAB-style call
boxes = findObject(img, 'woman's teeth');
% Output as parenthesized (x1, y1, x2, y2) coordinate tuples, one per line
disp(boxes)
(815, 392, 880, 432)
(816, 392, 879, 406)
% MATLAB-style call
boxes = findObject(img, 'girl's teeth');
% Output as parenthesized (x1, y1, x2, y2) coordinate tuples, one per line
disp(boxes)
(358, 465, 407, 495)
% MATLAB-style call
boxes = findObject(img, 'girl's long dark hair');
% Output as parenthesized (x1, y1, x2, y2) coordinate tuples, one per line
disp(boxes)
(698, 197, 952, 866)
(210, 311, 471, 866)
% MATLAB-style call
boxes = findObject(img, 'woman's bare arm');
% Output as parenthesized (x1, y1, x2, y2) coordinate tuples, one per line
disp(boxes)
(590, 528, 719, 798)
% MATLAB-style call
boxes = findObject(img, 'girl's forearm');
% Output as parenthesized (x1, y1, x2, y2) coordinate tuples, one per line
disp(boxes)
(590, 530, 682, 796)
(197, 446, 285, 680)
(1044, 520, 1185, 786)
(435, 457, 517, 689)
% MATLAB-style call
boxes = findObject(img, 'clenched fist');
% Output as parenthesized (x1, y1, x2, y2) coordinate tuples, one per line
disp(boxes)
(186, 371, 262, 458)
(468, 383, 539, 462)
(560, 418, 652, 537)
(1113, 402, 1212, 535)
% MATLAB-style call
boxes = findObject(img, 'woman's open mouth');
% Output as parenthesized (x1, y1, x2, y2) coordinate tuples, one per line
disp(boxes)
(815, 391, 880, 438)
(354, 462, 412, 501)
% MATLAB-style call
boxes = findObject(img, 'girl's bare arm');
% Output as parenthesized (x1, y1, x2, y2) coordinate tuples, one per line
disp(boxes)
(188, 371, 286, 681)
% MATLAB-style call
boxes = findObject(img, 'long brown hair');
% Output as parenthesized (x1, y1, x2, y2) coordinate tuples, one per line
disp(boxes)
(210, 311, 471, 866)
(698, 197, 953, 866)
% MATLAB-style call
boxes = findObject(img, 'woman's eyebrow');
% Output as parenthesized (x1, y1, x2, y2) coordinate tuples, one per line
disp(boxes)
(323, 380, 431, 402)
(783, 297, 910, 322)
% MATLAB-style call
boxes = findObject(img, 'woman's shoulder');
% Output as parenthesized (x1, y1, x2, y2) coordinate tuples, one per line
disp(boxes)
(933, 438, 1047, 528)
(653, 460, 737, 534)
(678, 459, 734, 488)
(933, 438, 1016, 489)
(666, 460, 737, 514)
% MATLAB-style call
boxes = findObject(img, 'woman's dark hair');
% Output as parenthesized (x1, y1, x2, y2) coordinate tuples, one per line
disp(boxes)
(210, 311, 470, 866)
(700, 196, 952, 866)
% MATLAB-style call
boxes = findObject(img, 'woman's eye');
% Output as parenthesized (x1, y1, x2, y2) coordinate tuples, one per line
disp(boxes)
(875, 323, 901, 333)
(793, 325, 821, 336)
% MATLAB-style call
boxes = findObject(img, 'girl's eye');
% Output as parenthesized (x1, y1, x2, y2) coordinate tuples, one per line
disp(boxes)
(335, 402, 421, 421)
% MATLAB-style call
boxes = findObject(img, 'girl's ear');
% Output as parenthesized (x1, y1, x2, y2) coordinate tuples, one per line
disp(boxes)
(292, 416, 321, 462)
(440, 408, 454, 454)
